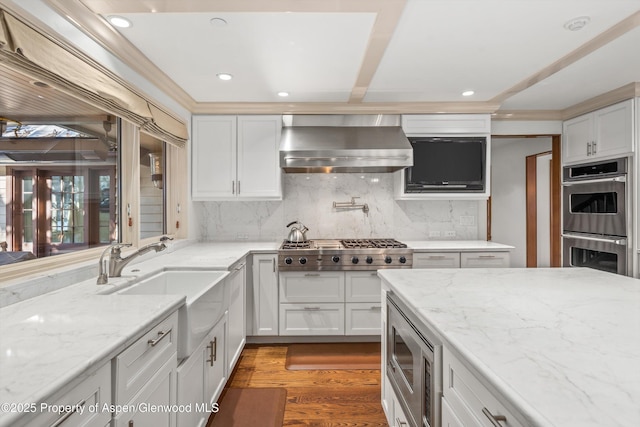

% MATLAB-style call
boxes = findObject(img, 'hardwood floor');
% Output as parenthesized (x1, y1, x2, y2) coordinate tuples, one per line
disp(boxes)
(208, 344, 389, 427)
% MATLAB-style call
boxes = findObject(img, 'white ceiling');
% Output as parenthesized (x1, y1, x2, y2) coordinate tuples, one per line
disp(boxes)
(4, 0, 640, 117)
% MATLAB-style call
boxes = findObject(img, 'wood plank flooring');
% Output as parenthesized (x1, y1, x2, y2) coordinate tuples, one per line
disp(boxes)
(208, 344, 389, 427)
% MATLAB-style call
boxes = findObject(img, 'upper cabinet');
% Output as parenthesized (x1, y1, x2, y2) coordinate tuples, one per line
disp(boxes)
(401, 114, 491, 136)
(562, 100, 634, 165)
(192, 115, 282, 200)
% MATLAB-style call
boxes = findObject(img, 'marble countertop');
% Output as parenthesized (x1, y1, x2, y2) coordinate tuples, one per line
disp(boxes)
(378, 268, 640, 427)
(0, 240, 278, 427)
(405, 240, 514, 251)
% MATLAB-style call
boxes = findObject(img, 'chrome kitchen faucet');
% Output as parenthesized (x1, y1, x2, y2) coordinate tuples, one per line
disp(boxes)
(96, 236, 173, 284)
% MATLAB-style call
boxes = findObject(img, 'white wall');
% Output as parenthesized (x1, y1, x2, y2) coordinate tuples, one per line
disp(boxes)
(491, 138, 552, 267)
(193, 173, 482, 242)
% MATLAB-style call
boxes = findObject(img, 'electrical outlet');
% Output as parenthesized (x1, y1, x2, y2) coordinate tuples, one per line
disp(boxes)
(459, 216, 475, 226)
(444, 230, 456, 237)
(428, 230, 441, 237)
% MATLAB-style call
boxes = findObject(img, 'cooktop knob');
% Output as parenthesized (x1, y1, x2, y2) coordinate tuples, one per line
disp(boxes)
(384, 256, 392, 264)
(285, 257, 293, 265)
(399, 256, 407, 264)
(351, 256, 359, 264)
(365, 256, 373, 264)
(299, 257, 307, 265)
(332, 255, 340, 263)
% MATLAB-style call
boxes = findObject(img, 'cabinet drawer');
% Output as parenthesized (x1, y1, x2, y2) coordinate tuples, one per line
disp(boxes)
(115, 311, 178, 405)
(279, 272, 345, 303)
(414, 252, 461, 268)
(279, 303, 344, 335)
(345, 302, 382, 335)
(460, 252, 510, 268)
(345, 271, 381, 302)
(25, 362, 111, 427)
(443, 346, 525, 427)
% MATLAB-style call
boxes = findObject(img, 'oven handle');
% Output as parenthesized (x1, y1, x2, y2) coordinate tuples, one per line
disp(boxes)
(562, 176, 626, 186)
(562, 233, 627, 246)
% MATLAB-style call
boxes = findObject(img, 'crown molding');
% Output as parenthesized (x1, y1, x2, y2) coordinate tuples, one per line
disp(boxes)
(561, 82, 639, 120)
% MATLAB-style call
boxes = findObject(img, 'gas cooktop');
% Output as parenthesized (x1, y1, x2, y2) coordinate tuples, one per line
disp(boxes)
(278, 238, 412, 271)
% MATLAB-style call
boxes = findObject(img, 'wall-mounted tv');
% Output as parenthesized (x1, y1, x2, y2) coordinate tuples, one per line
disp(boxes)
(404, 136, 486, 193)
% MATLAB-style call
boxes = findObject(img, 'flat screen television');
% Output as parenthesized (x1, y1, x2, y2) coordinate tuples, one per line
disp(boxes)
(404, 136, 486, 193)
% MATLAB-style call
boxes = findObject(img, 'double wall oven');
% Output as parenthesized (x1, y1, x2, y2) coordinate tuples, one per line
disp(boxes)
(562, 157, 632, 276)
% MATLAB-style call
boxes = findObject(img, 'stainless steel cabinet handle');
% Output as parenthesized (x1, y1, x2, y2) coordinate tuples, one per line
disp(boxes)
(238, 180, 240, 194)
(395, 417, 408, 426)
(50, 399, 86, 427)
(232, 180, 235, 194)
(428, 255, 446, 260)
(304, 273, 320, 277)
(482, 407, 507, 426)
(148, 329, 171, 347)
(592, 140, 597, 154)
(370, 305, 381, 310)
(207, 337, 217, 366)
(272, 258, 276, 272)
(478, 255, 496, 259)
(128, 421, 134, 427)
(587, 141, 591, 156)
(303, 306, 321, 310)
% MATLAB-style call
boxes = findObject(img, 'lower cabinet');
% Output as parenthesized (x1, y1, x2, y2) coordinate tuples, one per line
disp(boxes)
(442, 346, 525, 427)
(227, 260, 246, 373)
(176, 315, 226, 427)
(278, 271, 381, 336)
(413, 250, 510, 268)
(113, 312, 179, 427)
(24, 361, 111, 427)
(251, 253, 279, 335)
(441, 397, 465, 427)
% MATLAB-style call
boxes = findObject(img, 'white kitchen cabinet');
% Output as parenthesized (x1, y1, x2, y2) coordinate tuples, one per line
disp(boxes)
(413, 252, 461, 268)
(279, 271, 345, 303)
(401, 114, 491, 135)
(441, 397, 465, 427)
(250, 253, 279, 335)
(114, 312, 178, 406)
(562, 99, 634, 164)
(442, 346, 526, 427)
(113, 356, 177, 427)
(191, 115, 282, 200)
(113, 312, 178, 427)
(176, 315, 226, 427)
(25, 362, 111, 427)
(460, 251, 510, 268)
(413, 250, 510, 268)
(227, 260, 246, 373)
(345, 271, 382, 335)
(279, 302, 345, 335)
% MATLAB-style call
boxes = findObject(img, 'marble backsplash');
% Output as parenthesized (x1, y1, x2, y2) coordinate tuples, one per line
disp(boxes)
(194, 173, 481, 242)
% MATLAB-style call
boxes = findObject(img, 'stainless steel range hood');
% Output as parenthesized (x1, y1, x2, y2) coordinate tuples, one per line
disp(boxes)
(279, 115, 413, 173)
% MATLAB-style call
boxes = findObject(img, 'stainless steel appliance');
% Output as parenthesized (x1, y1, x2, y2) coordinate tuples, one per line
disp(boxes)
(285, 220, 309, 243)
(387, 292, 441, 427)
(562, 157, 632, 275)
(279, 114, 413, 173)
(278, 238, 413, 271)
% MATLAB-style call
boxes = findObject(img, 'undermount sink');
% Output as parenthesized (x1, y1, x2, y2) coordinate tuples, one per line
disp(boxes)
(118, 270, 229, 360)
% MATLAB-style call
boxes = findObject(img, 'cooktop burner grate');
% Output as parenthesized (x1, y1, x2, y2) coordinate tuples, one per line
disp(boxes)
(281, 241, 311, 249)
(340, 238, 408, 249)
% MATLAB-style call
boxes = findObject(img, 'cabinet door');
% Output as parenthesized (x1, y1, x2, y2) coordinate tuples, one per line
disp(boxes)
(251, 253, 279, 335)
(192, 115, 237, 199)
(114, 356, 177, 427)
(345, 302, 382, 335)
(227, 262, 246, 373)
(279, 303, 345, 335)
(176, 342, 207, 427)
(593, 99, 634, 159)
(413, 252, 461, 268)
(279, 272, 345, 303)
(236, 115, 282, 199)
(562, 113, 593, 164)
(205, 316, 227, 406)
(345, 271, 380, 302)
(442, 397, 470, 427)
(460, 252, 510, 268)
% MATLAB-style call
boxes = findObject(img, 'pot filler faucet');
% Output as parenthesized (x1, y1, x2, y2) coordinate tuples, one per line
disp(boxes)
(96, 236, 173, 284)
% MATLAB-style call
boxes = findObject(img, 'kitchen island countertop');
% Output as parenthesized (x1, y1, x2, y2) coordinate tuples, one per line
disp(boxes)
(377, 267, 640, 427)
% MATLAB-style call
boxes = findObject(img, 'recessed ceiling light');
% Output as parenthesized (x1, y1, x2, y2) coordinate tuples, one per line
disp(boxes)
(564, 16, 590, 31)
(216, 73, 233, 81)
(462, 90, 475, 97)
(107, 15, 132, 28)
(277, 92, 289, 97)
(210, 17, 228, 27)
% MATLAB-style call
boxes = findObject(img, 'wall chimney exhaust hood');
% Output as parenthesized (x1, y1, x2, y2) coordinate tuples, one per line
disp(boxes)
(279, 115, 413, 173)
